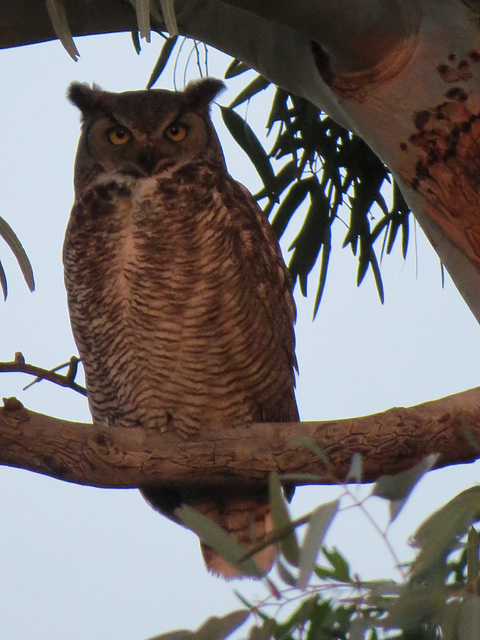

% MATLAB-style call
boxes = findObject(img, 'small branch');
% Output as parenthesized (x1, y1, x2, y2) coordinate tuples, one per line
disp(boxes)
(0, 387, 479, 492)
(0, 352, 86, 396)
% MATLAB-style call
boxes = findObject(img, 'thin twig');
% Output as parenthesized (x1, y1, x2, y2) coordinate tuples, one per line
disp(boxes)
(0, 352, 87, 396)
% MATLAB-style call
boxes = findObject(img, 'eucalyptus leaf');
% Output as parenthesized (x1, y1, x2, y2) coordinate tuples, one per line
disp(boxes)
(148, 631, 192, 640)
(0, 216, 35, 296)
(0, 260, 7, 300)
(46, 0, 79, 60)
(135, 0, 151, 41)
(195, 610, 250, 640)
(312, 225, 331, 317)
(373, 453, 439, 523)
(131, 30, 141, 54)
(229, 76, 270, 109)
(288, 187, 330, 296)
(288, 435, 329, 466)
(146, 36, 178, 89)
(467, 526, 480, 581)
(297, 500, 339, 588)
(458, 595, 480, 640)
(384, 587, 444, 629)
(346, 453, 363, 483)
(321, 546, 351, 582)
(276, 557, 298, 587)
(175, 505, 262, 577)
(411, 485, 480, 578)
(270, 178, 312, 239)
(248, 619, 275, 640)
(159, 0, 178, 36)
(224, 59, 251, 79)
(460, 419, 480, 453)
(220, 106, 276, 198)
(269, 472, 299, 566)
(149, 610, 249, 640)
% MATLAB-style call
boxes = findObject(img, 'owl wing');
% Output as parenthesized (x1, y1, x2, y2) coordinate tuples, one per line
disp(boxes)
(220, 177, 299, 423)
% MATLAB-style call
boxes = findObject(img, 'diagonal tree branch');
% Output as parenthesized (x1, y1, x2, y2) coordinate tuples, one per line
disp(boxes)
(1, 388, 479, 492)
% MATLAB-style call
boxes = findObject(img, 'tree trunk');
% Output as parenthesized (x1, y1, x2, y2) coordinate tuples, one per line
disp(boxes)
(2, 0, 480, 321)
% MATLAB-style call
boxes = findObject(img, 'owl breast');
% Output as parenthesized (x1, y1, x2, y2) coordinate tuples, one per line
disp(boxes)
(63, 162, 297, 437)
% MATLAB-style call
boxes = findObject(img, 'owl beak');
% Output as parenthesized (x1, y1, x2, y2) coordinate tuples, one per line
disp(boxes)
(138, 146, 157, 175)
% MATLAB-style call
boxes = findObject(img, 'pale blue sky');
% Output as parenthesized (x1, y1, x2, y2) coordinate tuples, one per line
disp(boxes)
(0, 32, 479, 639)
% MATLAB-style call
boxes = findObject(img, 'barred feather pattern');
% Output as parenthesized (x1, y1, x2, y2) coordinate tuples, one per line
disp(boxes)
(64, 83, 298, 578)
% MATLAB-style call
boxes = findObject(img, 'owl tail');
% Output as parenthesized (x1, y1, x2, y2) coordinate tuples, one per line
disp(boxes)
(196, 496, 277, 579)
(140, 486, 277, 579)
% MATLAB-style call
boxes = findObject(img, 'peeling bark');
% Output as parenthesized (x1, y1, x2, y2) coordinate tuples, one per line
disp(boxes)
(1, 388, 479, 491)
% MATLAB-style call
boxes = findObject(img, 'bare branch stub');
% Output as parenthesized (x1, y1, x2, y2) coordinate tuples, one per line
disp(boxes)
(0, 388, 479, 492)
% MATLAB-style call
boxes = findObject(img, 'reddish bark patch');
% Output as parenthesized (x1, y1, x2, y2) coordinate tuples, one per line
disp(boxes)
(406, 87, 480, 267)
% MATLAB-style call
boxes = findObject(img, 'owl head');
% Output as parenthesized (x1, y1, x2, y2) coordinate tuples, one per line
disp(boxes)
(68, 78, 226, 189)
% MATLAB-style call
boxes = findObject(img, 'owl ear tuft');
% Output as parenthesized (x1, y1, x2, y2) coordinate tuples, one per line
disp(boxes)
(183, 77, 226, 110)
(67, 82, 105, 116)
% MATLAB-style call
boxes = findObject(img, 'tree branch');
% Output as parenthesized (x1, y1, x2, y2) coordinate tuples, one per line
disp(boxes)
(1, 388, 479, 492)
(0, 353, 86, 395)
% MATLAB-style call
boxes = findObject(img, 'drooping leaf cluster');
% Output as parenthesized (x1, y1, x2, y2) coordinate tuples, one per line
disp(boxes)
(220, 60, 411, 315)
(148, 37, 411, 316)
(158, 448, 480, 640)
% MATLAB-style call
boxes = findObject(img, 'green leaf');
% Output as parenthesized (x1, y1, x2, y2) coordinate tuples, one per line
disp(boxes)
(306, 600, 335, 640)
(0, 216, 35, 297)
(384, 586, 444, 630)
(322, 546, 351, 582)
(373, 454, 439, 523)
(276, 557, 297, 587)
(229, 76, 270, 109)
(460, 419, 480, 453)
(288, 435, 329, 466)
(220, 106, 276, 198)
(135, 0, 151, 41)
(346, 453, 363, 483)
(159, 0, 178, 36)
(288, 186, 330, 296)
(266, 88, 290, 133)
(0, 260, 7, 300)
(312, 225, 331, 318)
(467, 527, 480, 582)
(270, 179, 311, 239)
(175, 505, 262, 577)
(411, 486, 480, 578)
(367, 245, 385, 304)
(149, 610, 250, 640)
(149, 631, 192, 640)
(46, 0, 79, 60)
(146, 36, 178, 89)
(458, 595, 480, 640)
(297, 500, 339, 587)
(255, 161, 298, 203)
(195, 610, 250, 640)
(131, 30, 141, 54)
(269, 472, 300, 566)
(224, 59, 251, 79)
(248, 619, 275, 640)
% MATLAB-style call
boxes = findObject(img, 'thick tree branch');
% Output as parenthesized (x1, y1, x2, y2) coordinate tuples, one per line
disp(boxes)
(1, 388, 479, 491)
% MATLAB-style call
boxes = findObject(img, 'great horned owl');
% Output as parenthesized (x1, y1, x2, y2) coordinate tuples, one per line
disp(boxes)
(64, 78, 298, 579)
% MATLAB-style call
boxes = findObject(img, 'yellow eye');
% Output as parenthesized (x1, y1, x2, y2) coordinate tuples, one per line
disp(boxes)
(108, 127, 131, 145)
(165, 123, 187, 142)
